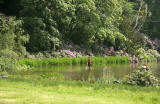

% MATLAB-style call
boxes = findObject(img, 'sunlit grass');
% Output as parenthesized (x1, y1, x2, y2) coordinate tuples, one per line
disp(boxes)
(0, 76, 160, 104)
(18, 56, 130, 67)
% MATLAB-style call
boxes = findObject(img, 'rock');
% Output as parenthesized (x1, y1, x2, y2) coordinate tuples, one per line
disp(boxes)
(0, 76, 8, 78)
(140, 65, 150, 71)
(114, 80, 120, 84)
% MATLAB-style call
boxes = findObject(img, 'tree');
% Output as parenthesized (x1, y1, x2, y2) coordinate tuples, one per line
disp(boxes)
(20, 0, 61, 52)
(144, 0, 160, 39)
(0, 16, 28, 57)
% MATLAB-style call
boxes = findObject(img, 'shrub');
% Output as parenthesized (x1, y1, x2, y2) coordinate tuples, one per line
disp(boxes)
(123, 68, 159, 86)
(0, 71, 8, 77)
(0, 56, 18, 72)
(0, 49, 19, 59)
(0, 16, 29, 58)
(136, 48, 160, 62)
(35, 52, 44, 59)
(0, 16, 29, 72)
(51, 51, 61, 58)
(147, 49, 160, 59)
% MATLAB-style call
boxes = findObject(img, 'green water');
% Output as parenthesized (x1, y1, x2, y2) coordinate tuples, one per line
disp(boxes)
(18, 62, 160, 80)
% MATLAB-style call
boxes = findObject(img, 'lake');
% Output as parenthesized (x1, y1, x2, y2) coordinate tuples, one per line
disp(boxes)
(17, 62, 160, 81)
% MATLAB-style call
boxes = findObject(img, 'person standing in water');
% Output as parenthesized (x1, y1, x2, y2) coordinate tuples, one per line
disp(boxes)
(88, 57, 92, 68)
(87, 57, 92, 80)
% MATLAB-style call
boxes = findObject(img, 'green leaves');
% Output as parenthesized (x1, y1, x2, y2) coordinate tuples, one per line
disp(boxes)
(17, 0, 147, 53)
(0, 16, 28, 56)
(124, 69, 159, 86)
(136, 48, 160, 62)
(20, 0, 62, 52)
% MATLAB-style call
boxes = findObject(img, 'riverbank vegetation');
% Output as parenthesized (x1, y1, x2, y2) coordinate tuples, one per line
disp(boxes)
(18, 56, 130, 67)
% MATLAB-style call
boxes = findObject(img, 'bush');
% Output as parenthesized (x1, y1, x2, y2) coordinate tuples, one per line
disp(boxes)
(0, 49, 18, 59)
(136, 48, 160, 62)
(35, 52, 44, 59)
(147, 49, 160, 59)
(0, 56, 18, 72)
(0, 71, 8, 77)
(0, 16, 29, 58)
(123, 68, 159, 86)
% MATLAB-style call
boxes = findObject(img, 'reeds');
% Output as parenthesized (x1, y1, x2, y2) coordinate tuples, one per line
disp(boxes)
(18, 56, 130, 67)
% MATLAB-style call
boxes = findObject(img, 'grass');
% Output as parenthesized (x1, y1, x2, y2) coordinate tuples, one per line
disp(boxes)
(0, 76, 160, 104)
(18, 56, 130, 67)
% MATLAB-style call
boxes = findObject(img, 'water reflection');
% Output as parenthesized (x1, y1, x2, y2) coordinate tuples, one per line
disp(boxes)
(87, 67, 92, 79)
(25, 63, 160, 81)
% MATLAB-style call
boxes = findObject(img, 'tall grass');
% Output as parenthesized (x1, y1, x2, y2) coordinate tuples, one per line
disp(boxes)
(18, 56, 130, 67)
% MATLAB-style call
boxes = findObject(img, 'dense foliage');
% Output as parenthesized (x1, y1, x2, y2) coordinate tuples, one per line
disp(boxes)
(0, 0, 160, 72)
(0, 0, 159, 53)
(0, 16, 28, 72)
(143, 0, 160, 39)
(136, 48, 160, 62)
(124, 67, 159, 86)
(17, 0, 128, 52)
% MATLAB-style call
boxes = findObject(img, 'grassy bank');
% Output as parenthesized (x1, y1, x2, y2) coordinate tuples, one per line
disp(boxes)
(0, 76, 160, 104)
(18, 56, 130, 67)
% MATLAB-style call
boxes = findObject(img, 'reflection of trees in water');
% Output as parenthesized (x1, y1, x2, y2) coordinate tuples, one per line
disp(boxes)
(130, 63, 138, 70)
(87, 66, 112, 80)
(87, 67, 95, 82)
(87, 67, 97, 82)
(66, 65, 88, 81)
(67, 69, 73, 79)
(62, 63, 160, 81)
(103, 66, 108, 77)
(87, 66, 110, 80)
(88, 67, 92, 79)
(105, 65, 133, 79)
